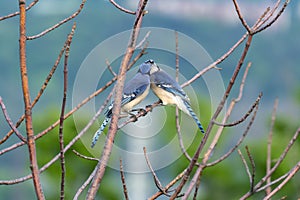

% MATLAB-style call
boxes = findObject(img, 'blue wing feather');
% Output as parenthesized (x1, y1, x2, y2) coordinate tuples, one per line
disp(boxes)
(91, 63, 151, 147)
(152, 69, 204, 133)
(153, 70, 189, 100)
(158, 83, 188, 100)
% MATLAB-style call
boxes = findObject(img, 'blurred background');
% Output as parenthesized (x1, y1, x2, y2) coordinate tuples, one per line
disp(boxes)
(0, 0, 299, 199)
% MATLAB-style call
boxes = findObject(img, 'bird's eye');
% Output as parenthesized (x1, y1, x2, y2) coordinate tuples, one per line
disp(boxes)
(146, 59, 154, 64)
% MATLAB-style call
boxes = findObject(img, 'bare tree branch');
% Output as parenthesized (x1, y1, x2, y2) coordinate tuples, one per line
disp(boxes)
(241, 127, 300, 199)
(136, 31, 151, 49)
(0, 23, 73, 145)
(232, 0, 251, 33)
(176, 107, 195, 165)
(86, 2, 148, 195)
(0, 91, 113, 186)
(266, 98, 279, 195)
(105, 60, 117, 77)
(257, 173, 288, 193)
(148, 169, 187, 200)
(182, 44, 255, 200)
(214, 91, 261, 127)
(117, 100, 161, 129)
(109, 0, 136, 15)
(252, 2, 276, 30)
(72, 150, 99, 162)
(26, 0, 87, 40)
(173, 30, 196, 165)
(143, 147, 170, 197)
(0, 0, 39, 21)
(73, 168, 97, 200)
(172, 1, 288, 197)
(1, 0, 295, 199)
(0, 45, 147, 156)
(245, 146, 256, 192)
(175, 31, 179, 82)
(206, 94, 260, 167)
(254, 0, 290, 34)
(238, 149, 253, 189)
(181, 32, 247, 88)
(255, 164, 299, 195)
(187, 93, 259, 200)
(58, 22, 75, 200)
(173, 33, 254, 200)
(18, 0, 45, 198)
(263, 161, 300, 200)
(0, 97, 26, 143)
(119, 159, 129, 200)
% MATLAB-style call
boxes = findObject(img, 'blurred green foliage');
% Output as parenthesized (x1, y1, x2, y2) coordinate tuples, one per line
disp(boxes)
(1, 1, 300, 199)
(25, 95, 299, 199)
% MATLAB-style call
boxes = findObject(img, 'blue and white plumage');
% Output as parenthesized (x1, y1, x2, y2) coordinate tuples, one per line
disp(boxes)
(148, 60, 205, 134)
(91, 61, 152, 147)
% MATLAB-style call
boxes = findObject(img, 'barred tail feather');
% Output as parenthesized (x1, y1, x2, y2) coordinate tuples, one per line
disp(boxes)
(91, 117, 111, 148)
(183, 100, 205, 134)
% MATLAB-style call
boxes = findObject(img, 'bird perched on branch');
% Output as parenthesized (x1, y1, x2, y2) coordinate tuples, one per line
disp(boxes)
(148, 59, 205, 134)
(91, 61, 152, 147)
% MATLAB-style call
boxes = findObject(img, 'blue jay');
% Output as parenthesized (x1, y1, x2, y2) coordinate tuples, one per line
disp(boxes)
(148, 60, 205, 134)
(91, 61, 152, 147)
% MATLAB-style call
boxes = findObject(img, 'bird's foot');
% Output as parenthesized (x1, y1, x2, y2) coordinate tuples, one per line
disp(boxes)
(131, 108, 147, 116)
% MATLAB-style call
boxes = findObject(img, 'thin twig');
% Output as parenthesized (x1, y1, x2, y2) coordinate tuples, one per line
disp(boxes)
(174, 31, 195, 164)
(181, 33, 248, 88)
(263, 161, 300, 200)
(188, 164, 205, 200)
(0, 97, 26, 143)
(176, 107, 195, 164)
(182, 0, 286, 89)
(105, 59, 117, 77)
(206, 100, 259, 167)
(258, 127, 300, 187)
(58, 23, 75, 200)
(214, 91, 261, 127)
(73, 167, 97, 200)
(245, 146, 256, 192)
(119, 159, 129, 200)
(238, 149, 253, 189)
(254, 0, 290, 34)
(232, 0, 251, 33)
(0, 0, 39, 21)
(26, 0, 87, 40)
(252, 1, 277, 30)
(235, 62, 252, 102)
(72, 150, 99, 162)
(241, 127, 300, 199)
(189, 95, 258, 199)
(136, 31, 151, 49)
(109, 0, 136, 15)
(0, 24, 72, 145)
(175, 31, 179, 82)
(129, 41, 149, 68)
(0, 45, 147, 156)
(174, 34, 254, 200)
(266, 98, 278, 195)
(143, 147, 170, 197)
(204, 63, 255, 167)
(257, 173, 288, 193)
(148, 169, 187, 200)
(0, 91, 113, 185)
(86, 2, 148, 196)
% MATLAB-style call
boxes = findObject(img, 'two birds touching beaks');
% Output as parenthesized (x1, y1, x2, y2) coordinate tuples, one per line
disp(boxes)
(91, 60, 205, 148)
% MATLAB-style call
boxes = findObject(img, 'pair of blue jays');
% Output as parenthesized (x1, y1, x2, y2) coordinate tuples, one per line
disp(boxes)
(91, 60, 205, 147)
